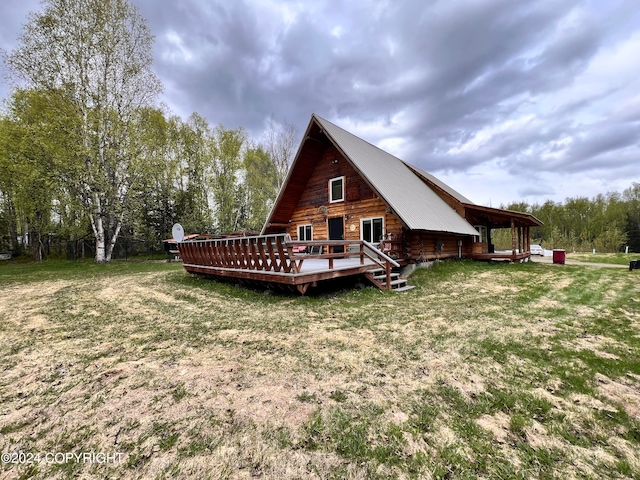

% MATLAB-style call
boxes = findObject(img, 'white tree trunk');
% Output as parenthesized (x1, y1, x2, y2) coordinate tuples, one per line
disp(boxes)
(90, 193, 107, 263)
(105, 212, 125, 263)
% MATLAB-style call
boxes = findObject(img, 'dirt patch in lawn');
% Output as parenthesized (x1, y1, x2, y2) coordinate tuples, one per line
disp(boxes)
(596, 373, 640, 420)
(1, 262, 639, 479)
(0, 280, 72, 328)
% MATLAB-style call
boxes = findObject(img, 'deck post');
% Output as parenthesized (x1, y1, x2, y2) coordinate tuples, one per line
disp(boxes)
(511, 218, 516, 258)
(386, 261, 391, 290)
(276, 238, 291, 273)
(235, 242, 247, 269)
(241, 241, 252, 268)
(227, 242, 237, 267)
(249, 241, 261, 270)
(266, 238, 279, 271)
(203, 242, 212, 266)
(517, 227, 522, 257)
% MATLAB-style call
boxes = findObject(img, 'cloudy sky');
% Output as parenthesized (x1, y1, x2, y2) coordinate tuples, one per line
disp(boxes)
(2, 0, 640, 207)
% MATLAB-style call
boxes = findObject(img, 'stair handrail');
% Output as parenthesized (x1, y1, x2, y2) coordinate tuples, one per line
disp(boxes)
(362, 240, 399, 290)
(362, 241, 400, 268)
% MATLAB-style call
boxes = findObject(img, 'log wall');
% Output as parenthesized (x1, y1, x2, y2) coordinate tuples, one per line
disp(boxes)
(286, 146, 404, 242)
(276, 144, 496, 262)
(405, 230, 475, 261)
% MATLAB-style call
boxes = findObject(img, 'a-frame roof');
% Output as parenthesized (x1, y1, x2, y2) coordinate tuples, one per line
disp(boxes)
(315, 116, 479, 235)
(403, 162, 474, 205)
(264, 114, 481, 236)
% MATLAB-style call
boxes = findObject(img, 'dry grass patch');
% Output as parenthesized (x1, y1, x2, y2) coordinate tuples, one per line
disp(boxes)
(0, 259, 638, 479)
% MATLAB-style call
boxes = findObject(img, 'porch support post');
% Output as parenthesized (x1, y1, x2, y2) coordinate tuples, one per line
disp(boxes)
(517, 227, 522, 256)
(511, 218, 516, 258)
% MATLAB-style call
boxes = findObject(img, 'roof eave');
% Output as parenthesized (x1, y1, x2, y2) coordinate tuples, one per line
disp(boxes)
(462, 203, 544, 226)
(261, 118, 320, 234)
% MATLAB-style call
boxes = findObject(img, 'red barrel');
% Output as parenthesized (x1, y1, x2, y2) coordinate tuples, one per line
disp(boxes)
(553, 249, 566, 264)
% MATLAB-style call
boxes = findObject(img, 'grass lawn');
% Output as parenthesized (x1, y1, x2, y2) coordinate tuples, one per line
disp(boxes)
(1, 259, 639, 479)
(566, 252, 640, 266)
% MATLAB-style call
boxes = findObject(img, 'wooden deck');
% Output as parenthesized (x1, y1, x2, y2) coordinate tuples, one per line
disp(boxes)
(178, 234, 401, 294)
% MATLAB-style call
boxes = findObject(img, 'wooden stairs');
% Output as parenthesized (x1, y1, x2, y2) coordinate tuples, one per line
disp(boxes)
(365, 268, 415, 292)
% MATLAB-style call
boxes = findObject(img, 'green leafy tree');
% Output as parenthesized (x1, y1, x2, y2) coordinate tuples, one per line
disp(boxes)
(494, 190, 634, 253)
(174, 113, 215, 234)
(0, 117, 18, 253)
(3, 0, 163, 263)
(241, 143, 278, 231)
(623, 183, 640, 252)
(0, 90, 68, 260)
(126, 108, 179, 249)
(211, 125, 247, 233)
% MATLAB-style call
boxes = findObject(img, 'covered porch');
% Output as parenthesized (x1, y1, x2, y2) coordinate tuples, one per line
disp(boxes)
(463, 204, 543, 262)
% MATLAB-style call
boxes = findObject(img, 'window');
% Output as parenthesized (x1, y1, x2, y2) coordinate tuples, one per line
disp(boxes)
(474, 225, 487, 243)
(361, 217, 384, 243)
(298, 224, 312, 241)
(329, 176, 344, 203)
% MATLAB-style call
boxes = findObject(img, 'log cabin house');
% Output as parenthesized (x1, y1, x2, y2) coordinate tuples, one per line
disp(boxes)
(263, 114, 541, 262)
(178, 114, 542, 293)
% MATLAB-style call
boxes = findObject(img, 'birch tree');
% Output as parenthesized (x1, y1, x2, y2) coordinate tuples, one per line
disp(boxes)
(211, 126, 247, 234)
(3, 0, 162, 263)
(0, 90, 58, 261)
(175, 113, 216, 233)
(241, 144, 277, 231)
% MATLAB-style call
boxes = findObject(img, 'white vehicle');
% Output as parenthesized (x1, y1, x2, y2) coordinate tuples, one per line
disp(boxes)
(530, 244, 544, 256)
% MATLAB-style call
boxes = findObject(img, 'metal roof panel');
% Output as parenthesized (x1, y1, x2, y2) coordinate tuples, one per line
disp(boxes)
(315, 115, 479, 236)
(403, 162, 475, 205)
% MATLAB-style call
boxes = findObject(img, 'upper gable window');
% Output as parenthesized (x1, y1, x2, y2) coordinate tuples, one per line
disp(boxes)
(329, 176, 345, 203)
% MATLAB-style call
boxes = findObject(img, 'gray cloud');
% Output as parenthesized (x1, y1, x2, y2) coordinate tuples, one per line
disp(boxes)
(518, 184, 557, 199)
(2, 0, 639, 205)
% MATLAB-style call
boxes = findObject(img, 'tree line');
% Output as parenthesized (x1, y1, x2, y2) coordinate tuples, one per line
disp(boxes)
(0, 90, 296, 261)
(492, 184, 640, 253)
(0, 0, 295, 262)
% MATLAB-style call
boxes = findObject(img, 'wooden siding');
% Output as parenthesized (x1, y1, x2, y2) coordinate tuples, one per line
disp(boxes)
(295, 146, 375, 208)
(405, 230, 475, 261)
(286, 146, 405, 242)
(279, 145, 482, 262)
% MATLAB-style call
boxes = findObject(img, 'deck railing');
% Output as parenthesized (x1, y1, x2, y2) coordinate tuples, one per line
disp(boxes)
(178, 235, 400, 286)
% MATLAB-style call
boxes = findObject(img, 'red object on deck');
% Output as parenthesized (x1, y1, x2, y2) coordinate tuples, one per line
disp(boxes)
(552, 249, 566, 264)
